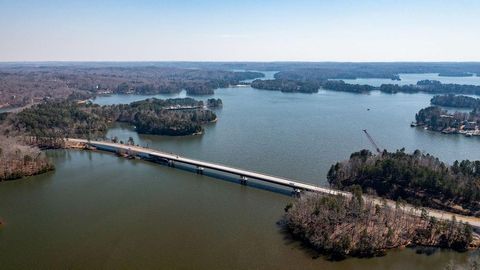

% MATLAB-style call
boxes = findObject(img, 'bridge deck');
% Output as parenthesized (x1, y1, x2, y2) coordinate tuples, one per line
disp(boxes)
(66, 138, 480, 228)
(68, 138, 344, 195)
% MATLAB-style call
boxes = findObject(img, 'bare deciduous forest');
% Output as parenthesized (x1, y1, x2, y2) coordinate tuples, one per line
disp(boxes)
(0, 65, 262, 108)
(0, 136, 54, 181)
(283, 192, 476, 260)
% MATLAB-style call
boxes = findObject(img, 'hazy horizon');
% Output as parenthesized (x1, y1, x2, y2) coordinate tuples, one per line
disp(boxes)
(3, 60, 480, 63)
(1, 0, 480, 62)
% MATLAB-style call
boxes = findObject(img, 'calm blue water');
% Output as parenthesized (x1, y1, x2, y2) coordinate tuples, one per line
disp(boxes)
(342, 73, 480, 86)
(240, 70, 278, 83)
(99, 86, 480, 186)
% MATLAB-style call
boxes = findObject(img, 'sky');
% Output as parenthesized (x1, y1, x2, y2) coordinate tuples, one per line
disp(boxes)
(0, 0, 479, 62)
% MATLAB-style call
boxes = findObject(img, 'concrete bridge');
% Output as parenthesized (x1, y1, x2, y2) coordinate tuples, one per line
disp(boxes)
(67, 138, 346, 196)
(66, 138, 480, 228)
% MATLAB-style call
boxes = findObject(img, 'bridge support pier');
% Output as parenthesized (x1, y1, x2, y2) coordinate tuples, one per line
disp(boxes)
(168, 160, 175, 167)
(292, 188, 302, 197)
(196, 166, 204, 174)
(240, 176, 248, 185)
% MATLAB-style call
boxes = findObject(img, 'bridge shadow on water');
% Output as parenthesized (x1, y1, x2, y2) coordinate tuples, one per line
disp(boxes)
(157, 161, 296, 197)
(81, 147, 298, 196)
(83, 142, 308, 197)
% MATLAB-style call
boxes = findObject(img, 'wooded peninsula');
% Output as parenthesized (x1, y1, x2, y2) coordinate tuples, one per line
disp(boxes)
(0, 65, 260, 109)
(3, 62, 480, 108)
(250, 78, 480, 95)
(280, 148, 480, 259)
(0, 135, 54, 181)
(327, 149, 480, 216)
(0, 97, 220, 180)
(415, 95, 480, 136)
(431, 94, 480, 109)
(283, 192, 475, 260)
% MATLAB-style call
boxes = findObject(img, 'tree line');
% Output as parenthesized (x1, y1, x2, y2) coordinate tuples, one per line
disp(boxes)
(379, 80, 480, 95)
(250, 77, 480, 96)
(1, 98, 220, 142)
(431, 94, 480, 109)
(283, 191, 474, 260)
(415, 105, 480, 134)
(0, 97, 220, 180)
(327, 149, 480, 216)
(0, 65, 261, 108)
(250, 79, 320, 93)
(0, 135, 54, 181)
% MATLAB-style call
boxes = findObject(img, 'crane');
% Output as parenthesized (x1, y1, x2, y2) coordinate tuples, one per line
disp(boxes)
(362, 129, 381, 154)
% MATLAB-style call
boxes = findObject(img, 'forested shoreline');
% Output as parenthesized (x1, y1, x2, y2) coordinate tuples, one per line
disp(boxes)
(327, 149, 480, 216)
(431, 94, 480, 109)
(250, 77, 480, 96)
(250, 79, 320, 93)
(0, 97, 220, 180)
(1, 98, 219, 140)
(0, 65, 261, 109)
(2, 63, 480, 108)
(283, 192, 476, 260)
(414, 95, 480, 136)
(0, 136, 54, 181)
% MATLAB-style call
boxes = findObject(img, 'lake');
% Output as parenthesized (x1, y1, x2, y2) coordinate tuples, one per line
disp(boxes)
(1, 75, 480, 269)
(341, 73, 480, 86)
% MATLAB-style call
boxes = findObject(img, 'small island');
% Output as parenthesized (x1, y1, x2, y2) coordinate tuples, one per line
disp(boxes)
(250, 79, 320, 93)
(322, 80, 375, 93)
(206, 98, 223, 108)
(438, 72, 475, 77)
(114, 98, 218, 136)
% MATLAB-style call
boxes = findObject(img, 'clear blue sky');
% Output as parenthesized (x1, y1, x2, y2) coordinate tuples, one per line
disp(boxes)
(0, 0, 479, 61)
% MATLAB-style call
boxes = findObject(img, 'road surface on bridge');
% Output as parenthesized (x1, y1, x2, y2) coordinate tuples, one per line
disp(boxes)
(66, 138, 480, 228)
